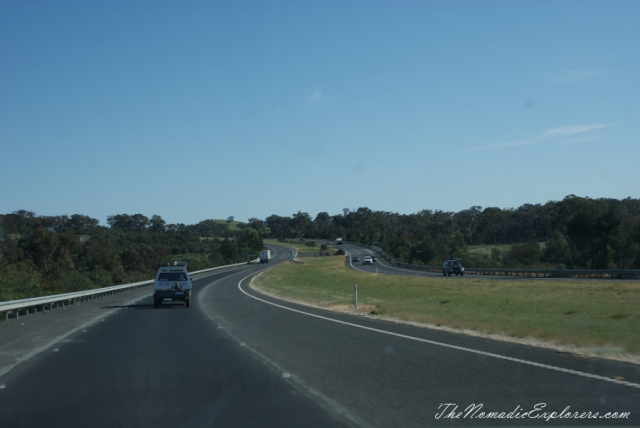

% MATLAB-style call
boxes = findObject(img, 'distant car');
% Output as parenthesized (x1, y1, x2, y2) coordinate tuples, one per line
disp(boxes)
(372, 256, 377, 262)
(362, 256, 373, 265)
(442, 259, 464, 276)
(353, 256, 360, 262)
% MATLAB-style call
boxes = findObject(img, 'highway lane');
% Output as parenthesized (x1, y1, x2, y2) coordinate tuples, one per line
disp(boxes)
(1, 244, 639, 426)
(203, 244, 640, 426)
(0, 250, 353, 428)
(341, 243, 445, 278)
(340, 243, 612, 281)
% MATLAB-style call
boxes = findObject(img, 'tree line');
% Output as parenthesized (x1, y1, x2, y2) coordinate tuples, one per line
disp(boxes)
(1, 195, 639, 301)
(263, 195, 640, 270)
(0, 212, 263, 301)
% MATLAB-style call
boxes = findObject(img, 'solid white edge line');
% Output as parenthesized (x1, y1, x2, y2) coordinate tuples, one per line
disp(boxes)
(345, 250, 375, 274)
(346, 246, 423, 276)
(237, 270, 640, 390)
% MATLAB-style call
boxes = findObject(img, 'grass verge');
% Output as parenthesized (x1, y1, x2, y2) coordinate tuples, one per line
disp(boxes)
(264, 239, 331, 254)
(252, 256, 640, 362)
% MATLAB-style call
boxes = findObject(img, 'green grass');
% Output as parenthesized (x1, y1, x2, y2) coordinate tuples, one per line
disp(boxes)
(264, 239, 327, 253)
(467, 242, 547, 256)
(467, 244, 513, 256)
(253, 256, 640, 356)
(211, 219, 244, 231)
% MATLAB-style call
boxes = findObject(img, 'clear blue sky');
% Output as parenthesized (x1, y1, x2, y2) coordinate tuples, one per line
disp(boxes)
(2, 0, 638, 226)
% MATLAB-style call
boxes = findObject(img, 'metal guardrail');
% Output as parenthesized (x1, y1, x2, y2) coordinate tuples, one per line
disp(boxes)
(345, 242, 640, 280)
(451, 267, 640, 279)
(0, 260, 256, 321)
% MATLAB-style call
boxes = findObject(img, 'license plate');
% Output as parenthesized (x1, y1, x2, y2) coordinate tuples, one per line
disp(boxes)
(174, 292, 184, 295)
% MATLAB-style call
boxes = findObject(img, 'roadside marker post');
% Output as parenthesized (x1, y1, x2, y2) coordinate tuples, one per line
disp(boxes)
(354, 284, 358, 310)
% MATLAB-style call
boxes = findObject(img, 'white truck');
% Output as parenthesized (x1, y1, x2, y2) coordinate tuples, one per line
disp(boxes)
(260, 250, 271, 263)
(153, 261, 193, 308)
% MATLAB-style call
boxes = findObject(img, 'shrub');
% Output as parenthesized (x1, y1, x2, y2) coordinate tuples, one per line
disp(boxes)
(0, 263, 44, 300)
(62, 270, 94, 292)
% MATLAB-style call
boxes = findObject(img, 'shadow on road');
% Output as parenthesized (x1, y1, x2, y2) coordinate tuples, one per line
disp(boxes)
(100, 303, 188, 310)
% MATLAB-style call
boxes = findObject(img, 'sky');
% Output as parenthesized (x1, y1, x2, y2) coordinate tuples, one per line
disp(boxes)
(2, 0, 639, 226)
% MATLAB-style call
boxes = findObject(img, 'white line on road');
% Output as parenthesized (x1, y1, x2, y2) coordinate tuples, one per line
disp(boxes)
(237, 271, 640, 390)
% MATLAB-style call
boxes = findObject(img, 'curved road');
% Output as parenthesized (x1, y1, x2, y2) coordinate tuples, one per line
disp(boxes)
(0, 244, 638, 427)
(340, 243, 623, 281)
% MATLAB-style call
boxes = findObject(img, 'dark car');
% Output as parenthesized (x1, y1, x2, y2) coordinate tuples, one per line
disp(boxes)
(442, 259, 464, 276)
(353, 256, 360, 262)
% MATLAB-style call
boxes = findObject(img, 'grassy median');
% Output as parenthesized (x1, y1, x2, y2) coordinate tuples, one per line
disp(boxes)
(252, 256, 640, 358)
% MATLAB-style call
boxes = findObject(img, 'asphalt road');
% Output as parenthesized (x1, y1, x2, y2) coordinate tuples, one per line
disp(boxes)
(340, 243, 615, 281)
(1, 244, 639, 427)
(0, 250, 350, 427)
(342, 243, 437, 278)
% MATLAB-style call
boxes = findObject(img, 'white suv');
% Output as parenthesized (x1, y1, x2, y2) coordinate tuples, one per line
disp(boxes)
(153, 262, 193, 307)
(362, 256, 373, 265)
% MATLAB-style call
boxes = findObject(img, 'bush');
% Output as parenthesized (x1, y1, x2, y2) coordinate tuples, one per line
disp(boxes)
(88, 267, 116, 288)
(61, 270, 94, 292)
(0, 263, 45, 301)
(543, 235, 573, 268)
(503, 242, 542, 268)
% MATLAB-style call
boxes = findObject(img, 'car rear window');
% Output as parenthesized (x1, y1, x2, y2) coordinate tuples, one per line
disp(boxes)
(157, 272, 188, 281)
